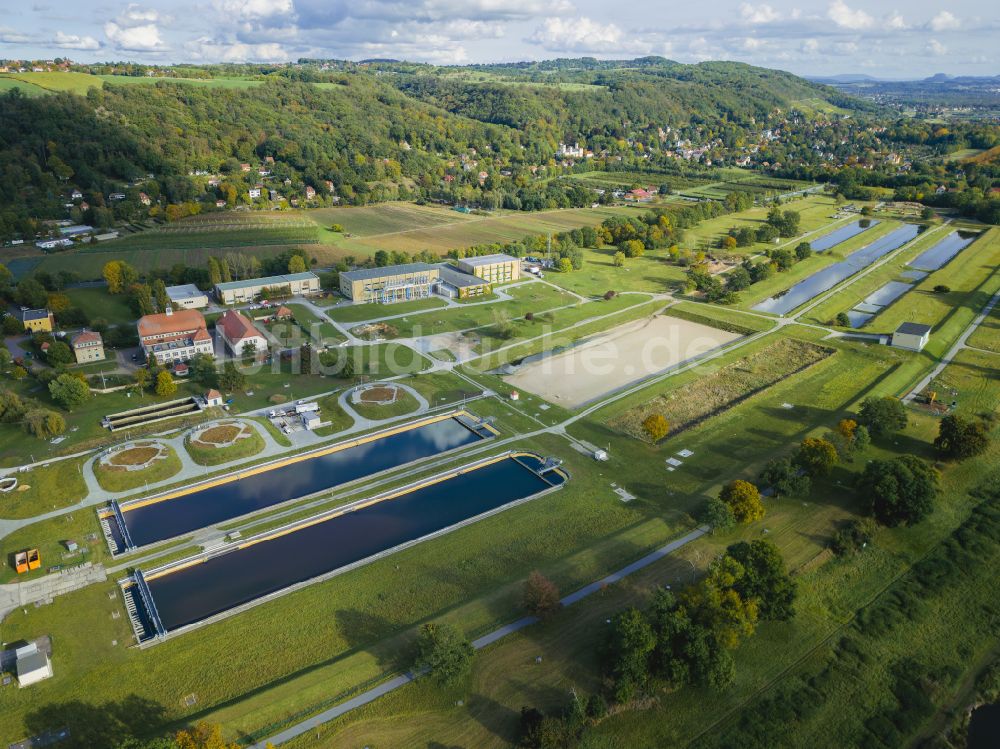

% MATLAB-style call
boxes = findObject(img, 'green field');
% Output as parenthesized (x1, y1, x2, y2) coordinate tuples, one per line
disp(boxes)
(375, 282, 578, 338)
(184, 424, 266, 466)
(0, 457, 88, 520)
(0, 76, 47, 96)
(350, 387, 421, 421)
(92, 443, 182, 492)
(0, 71, 102, 95)
(64, 287, 137, 326)
(325, 296, 448, 322)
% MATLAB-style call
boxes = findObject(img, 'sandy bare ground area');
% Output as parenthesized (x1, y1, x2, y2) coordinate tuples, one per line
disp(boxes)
(504, 315, 741, 408)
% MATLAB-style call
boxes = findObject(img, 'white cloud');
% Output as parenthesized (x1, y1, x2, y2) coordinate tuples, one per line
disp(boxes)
(215, 0, 293, 22)
(926, 38, 947, 56)
(188, 36, 288, 61)
(827, 1, 873, 30)
(529, 17, 626, 53)
(740, 3, 780, 24)
(53, 31, 100, 50)
(104, 21, 165, 51)
(929, 11, 960, 31)
(118, 3, 160, 25)
(800, 38, 819, 53)
(740, 37, 765, 51)
(0, 27, 34, 44)
(885, 12, 907, 30)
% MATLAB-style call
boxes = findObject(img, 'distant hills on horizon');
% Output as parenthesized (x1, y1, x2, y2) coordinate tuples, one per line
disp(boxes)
(810, 73, 1000, 85)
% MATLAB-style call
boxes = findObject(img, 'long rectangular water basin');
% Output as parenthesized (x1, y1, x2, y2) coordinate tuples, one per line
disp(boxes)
(810, 219, 878, 252)
(753, 224, 922, 316)
(122, 452, 566, 642)
(907, 230, 980, 272)
(101, 412, 496, 553)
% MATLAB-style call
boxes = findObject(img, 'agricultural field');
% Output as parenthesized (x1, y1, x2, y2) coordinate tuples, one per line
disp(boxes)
(607, 337, 833, 440)
(321, 205, 637, 257)
(0, 76, 47, 96)
(0, 71, 102, 95)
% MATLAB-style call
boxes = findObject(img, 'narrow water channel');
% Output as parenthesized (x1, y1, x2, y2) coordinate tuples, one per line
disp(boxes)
(810, 219, 877, 252)
(141, 454, 562, 635)
(753, 223, 922, 316)
(113, 415, 489, 551)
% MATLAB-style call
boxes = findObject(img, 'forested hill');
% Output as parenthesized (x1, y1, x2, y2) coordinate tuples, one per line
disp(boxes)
(388, 58, 861, 141)
(0, 58, 857, 234)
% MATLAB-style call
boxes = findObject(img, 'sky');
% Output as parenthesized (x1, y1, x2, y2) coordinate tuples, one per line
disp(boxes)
(0, 1, 997, 78)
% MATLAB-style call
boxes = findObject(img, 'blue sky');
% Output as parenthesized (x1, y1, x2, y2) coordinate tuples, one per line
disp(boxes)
(1, 1, 997, 77)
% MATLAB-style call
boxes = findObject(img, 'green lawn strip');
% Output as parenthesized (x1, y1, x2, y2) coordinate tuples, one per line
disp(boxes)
(736, 218, 899, 309)
(281, 303, 345, 344)
(264, 319, 310, 348)
(536, 247, 689, 297)
(373, 283, 577, 338)
(313, 393, 355, 437)
(404, 371, 483, 408)
(464, 298, 664, 373)
(0, 456, 88, 520)
(965, 291, 1000, 353)
(251, 416, 292, 447)
(428, 349, 457, 362)
(92, 444, 182, 493)
(0, 509, 109, 584)
(326, 297, 448, 323)
(664, 300, 778, 334)
(184, 425, 266, 466)
(800, 222, 980, 328)
(349, 388, 421, 421)
(63, 287, 137, 326)
(471, 293, 653, 355)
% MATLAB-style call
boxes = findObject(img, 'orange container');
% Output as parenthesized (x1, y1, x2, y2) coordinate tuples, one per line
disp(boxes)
(14, 551, 28, 574)
(27, 548, 40, 570)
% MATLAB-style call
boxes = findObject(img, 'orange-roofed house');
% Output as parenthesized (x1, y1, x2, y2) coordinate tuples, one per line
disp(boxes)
(137, 307, 214, 364)
(70, 330, 105, 363)
(216, 310, 268, 358)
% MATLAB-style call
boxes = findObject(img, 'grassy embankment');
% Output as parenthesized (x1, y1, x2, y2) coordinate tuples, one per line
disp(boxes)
(184, 423, 266, 466)
(92, 443, 182, 493)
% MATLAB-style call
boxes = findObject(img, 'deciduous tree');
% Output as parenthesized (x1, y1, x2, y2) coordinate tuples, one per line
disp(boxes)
(413, 622, 474, 686)
(719, 479, 764, 524)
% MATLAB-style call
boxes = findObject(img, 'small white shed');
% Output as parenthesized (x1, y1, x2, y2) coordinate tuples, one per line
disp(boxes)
(16, 644, 53, 687)
(891, 322, 932, 351)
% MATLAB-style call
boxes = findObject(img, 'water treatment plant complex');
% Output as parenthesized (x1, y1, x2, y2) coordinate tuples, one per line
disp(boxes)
(2, 189, 999, 749)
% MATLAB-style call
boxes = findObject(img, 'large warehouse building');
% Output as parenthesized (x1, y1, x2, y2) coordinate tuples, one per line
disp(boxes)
(215, 272, 320, 305)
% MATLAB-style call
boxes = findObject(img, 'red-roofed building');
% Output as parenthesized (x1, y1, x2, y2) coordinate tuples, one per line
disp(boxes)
(137, 307, 214, 364)
(71, 330, 104, 363)
(216, 310, 268, 358)
(204, 389, 223, 407)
